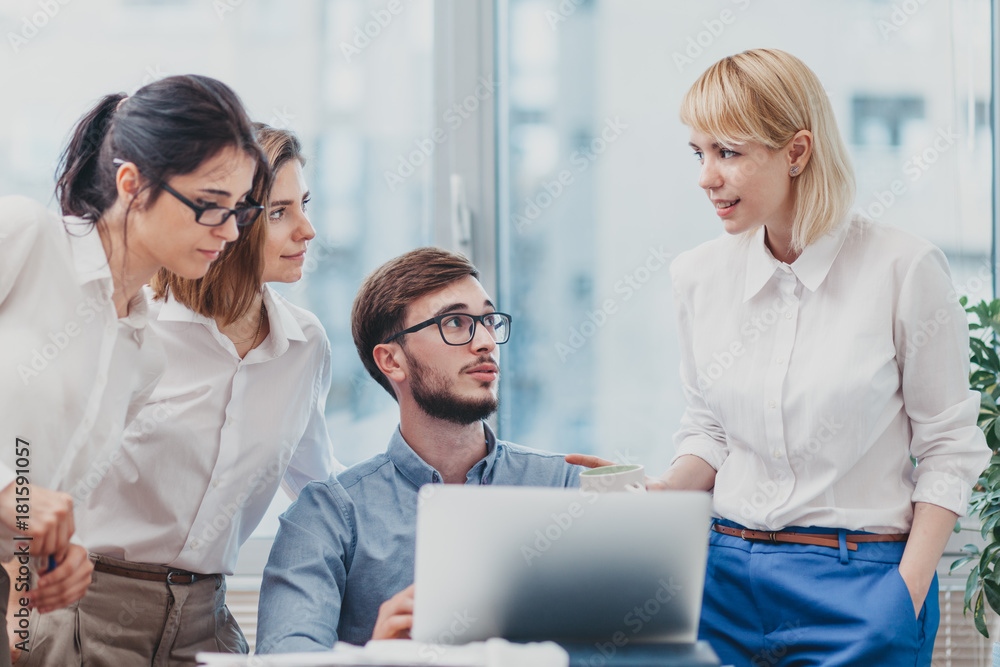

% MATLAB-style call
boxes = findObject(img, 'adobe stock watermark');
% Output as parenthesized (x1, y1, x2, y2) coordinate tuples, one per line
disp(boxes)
(545, 0, 585, 31)
(417, 609, 478, 661)
(696, 294, 795, 391)
(213, 0, 245, 20)
(585, 577, 683, 667)
(672, 0, 752, 73)
(555, 245, 672, 362)
(339, 0, 407, 63)
(877, 0, 928, 40)
(193, 442, 294, 547)
(16, 284, 114, 387)
(738, 415, 844, 521)
(384, 75, 499, 192)
(512, 116, 629, 233)
(860, 126, 959, 220)
(749, 620, 805, 667)
(521, 449, 644, 567)
(68, 403, 177, 504)
(7, 0, 73, 54)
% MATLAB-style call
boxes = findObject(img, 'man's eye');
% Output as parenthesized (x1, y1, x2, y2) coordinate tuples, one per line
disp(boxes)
(442, 316, 465, 328)
(720, 149, 739, 158)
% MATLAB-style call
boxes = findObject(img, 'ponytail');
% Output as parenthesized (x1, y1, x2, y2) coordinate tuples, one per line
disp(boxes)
(53, 75, 268, 228)
(56, 93, 126, 222)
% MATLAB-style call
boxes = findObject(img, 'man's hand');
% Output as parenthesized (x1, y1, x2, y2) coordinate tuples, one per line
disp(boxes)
(564, 455, 668, 491)
(0, 482, 74, 559)
(371, 584, 414, 640)
(27, 544, 93, 614)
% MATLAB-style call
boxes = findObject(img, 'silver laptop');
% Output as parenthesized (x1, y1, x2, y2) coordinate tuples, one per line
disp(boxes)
(411, 486, 711, 645)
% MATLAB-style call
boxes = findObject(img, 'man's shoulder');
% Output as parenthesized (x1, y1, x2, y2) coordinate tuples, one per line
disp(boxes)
(495, 441, 583, 487)
(336, 452, 395, 492)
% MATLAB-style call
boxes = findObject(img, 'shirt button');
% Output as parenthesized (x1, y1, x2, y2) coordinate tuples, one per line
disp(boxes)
(768, 400, 777, 409)
(776, 357, 784, 365)
(773, 449, 783, 458)
(785, 312, 793, 320)
(190, 539, 200, 549)
(211, 479, 220, 488)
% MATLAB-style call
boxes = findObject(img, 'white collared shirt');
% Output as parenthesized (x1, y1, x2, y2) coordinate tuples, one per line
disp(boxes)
(77, 284, 343, 575)
(0, 196, 164, 558)
(671, 213, 990, 533)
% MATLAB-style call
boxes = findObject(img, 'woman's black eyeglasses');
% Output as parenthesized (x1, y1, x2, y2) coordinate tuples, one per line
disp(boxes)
(160, 182, 263, 228)
(112, 158, 263, 227)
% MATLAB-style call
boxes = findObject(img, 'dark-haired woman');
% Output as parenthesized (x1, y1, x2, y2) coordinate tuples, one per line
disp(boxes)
(0, 75, 268, 667)
(15, 125, 342, 666)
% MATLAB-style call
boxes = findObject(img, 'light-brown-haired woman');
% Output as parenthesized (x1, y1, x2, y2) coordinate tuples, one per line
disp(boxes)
(14, 124, 342, 665)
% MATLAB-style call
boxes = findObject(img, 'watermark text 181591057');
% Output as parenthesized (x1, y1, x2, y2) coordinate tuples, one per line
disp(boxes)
(11, 437, 34, 654)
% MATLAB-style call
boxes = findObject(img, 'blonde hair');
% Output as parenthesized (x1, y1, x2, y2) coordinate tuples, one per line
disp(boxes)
(680, 48, 855, 252)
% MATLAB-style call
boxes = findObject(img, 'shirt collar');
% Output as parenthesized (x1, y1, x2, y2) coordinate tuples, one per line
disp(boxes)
(388, 422, 500, 489)
(66, 220, 112, 287)
(155, 285, 308, 357)
(742, 218, 850, 302)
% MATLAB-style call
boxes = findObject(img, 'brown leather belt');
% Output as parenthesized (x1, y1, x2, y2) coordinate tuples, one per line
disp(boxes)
(93, 560, 213, 585)
(712, 524, 909, 552)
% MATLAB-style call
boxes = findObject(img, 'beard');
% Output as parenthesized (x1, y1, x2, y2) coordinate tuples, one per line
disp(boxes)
(407, 353, 499, 425)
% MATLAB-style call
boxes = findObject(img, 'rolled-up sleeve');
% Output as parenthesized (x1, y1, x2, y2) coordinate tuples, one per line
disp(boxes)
(256, 478, 355, 653)
(670, 258, 729, 471)
(895, 247, 990, 516)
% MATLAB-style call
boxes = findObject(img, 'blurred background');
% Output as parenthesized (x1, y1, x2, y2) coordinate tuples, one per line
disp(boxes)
(1, 0, 994, 658)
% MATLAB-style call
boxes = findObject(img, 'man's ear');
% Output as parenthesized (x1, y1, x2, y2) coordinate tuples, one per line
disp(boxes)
(373, 343, 407, 385)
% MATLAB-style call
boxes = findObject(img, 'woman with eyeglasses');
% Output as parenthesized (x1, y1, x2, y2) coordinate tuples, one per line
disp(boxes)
(13, 124, 342, 665)
(569, 49, 989, 666)
(0, 74, 266, 667)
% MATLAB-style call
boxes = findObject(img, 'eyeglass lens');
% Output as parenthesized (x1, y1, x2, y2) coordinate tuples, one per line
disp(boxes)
(440, 314, 509, 345)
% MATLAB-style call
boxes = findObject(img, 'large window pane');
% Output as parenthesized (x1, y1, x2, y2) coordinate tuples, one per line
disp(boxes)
(499, 0, 993, 478)
(0, 0, 435, 595)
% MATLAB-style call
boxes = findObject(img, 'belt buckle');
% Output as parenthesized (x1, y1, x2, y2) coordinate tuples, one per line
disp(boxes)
(166, 571, 193, 585)
(740, 529, 747, 541)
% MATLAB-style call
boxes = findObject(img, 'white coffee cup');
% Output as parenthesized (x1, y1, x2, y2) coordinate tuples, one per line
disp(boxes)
(579, 464, 646, 493)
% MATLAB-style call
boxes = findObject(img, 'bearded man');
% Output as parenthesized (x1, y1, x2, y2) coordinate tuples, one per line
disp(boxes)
(255, 247, 583, 652)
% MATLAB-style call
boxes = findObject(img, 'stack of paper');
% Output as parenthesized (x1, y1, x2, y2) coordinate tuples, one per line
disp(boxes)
(197, 638, 569, 667)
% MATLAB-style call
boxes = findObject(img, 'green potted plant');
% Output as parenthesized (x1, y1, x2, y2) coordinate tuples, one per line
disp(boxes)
(951, 297, 1000, 636)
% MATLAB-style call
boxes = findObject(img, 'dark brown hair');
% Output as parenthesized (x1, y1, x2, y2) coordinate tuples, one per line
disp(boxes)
(57, 74, 269, 225)
(352, 247, 480, 399)
(150, 123, 306, 324)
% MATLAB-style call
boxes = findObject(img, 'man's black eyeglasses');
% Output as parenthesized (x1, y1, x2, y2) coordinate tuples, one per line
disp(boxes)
(382, 312, 513, 346)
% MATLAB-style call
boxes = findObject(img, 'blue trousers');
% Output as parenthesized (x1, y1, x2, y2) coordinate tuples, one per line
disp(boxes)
(700, 520, 939, 667)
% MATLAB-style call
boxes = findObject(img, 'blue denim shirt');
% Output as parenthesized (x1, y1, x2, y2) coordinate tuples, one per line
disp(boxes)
(256, 422, 582, 652)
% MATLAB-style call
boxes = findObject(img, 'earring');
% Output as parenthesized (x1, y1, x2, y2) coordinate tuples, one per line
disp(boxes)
(789, 166, 800, 177)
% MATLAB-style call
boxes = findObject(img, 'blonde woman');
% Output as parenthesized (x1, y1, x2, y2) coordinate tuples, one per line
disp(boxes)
(571, 49, 988, 666)
(17, 125, 341, 666)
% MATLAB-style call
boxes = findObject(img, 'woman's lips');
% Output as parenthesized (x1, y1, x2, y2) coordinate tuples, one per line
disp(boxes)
(714, 199, 740, 217)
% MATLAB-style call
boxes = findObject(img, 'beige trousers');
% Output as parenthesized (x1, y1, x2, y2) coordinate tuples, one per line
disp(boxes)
(16, 555, 246, 667)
